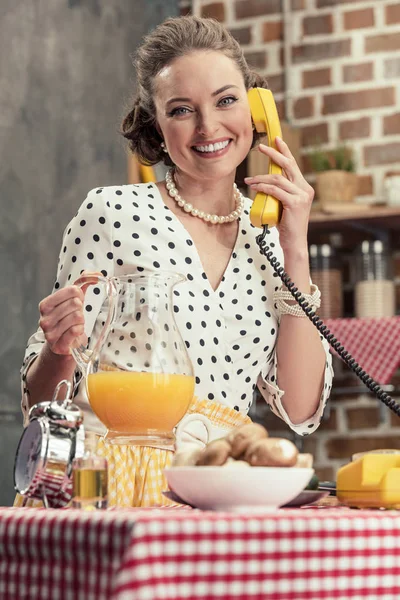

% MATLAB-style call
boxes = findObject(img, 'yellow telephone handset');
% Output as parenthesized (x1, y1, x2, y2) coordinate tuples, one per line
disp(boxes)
(247, 88, 283, 228)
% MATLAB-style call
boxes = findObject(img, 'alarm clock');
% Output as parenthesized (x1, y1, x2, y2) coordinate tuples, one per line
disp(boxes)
(14, 380, 85, 508)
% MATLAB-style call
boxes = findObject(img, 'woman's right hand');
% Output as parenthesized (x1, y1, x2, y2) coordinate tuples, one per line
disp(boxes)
(39, 286, 87, 356)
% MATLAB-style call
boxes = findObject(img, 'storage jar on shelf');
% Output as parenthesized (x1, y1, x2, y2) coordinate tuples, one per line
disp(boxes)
(354, 240, 395, 318)
(310, 244, 343, 320)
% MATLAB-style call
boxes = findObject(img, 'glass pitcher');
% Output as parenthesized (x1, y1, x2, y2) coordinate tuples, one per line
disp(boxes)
(72, 271, 195, 446)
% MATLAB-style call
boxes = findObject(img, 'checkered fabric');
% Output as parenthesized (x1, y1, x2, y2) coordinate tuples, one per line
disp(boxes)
(2, 507, 400, 599)
(325, 316, 400, 384)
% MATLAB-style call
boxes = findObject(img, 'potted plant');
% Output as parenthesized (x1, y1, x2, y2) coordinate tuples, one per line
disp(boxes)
(308, 144, 358, 206)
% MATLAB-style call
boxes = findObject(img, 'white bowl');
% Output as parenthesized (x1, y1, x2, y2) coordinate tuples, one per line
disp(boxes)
(164, 466, 314, 513)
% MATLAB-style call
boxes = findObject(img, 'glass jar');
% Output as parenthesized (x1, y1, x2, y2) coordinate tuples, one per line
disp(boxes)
(310, 244, 343, 320)
(355, 240, 395, 318)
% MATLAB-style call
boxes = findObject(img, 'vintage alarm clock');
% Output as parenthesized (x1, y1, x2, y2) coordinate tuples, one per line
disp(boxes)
(14, 380, 85, 508)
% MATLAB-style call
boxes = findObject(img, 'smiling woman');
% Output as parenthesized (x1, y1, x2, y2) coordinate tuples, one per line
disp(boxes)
(17, 15, 332, 509)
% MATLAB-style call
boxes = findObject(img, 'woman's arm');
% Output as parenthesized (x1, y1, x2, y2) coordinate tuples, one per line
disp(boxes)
(275, 247, 326, 423)
(22, 188, 112, 412)
(245, 136, 327, 424)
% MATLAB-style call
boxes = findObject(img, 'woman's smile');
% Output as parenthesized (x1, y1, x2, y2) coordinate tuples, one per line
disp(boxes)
(191, 137, 233, 159)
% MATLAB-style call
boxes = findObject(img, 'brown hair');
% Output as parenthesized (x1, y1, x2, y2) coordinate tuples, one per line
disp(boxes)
(121, 15, 269, 166)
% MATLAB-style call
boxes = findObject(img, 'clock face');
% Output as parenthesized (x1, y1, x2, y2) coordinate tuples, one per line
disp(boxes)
(14, 420, 44, 493)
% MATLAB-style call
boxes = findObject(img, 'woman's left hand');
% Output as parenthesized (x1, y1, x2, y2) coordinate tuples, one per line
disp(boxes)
(244, 137, 314, 254)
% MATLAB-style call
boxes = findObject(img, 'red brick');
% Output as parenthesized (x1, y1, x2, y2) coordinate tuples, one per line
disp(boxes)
(291, 0, 305, 9)
(303, 14, 333, 36)
(343, 8, 374, 30)
(357, 175, 373, 196)
(267, 73, 284, 94)
(301, 123, 329, 147)
(384, 57, 400, 78)
(386, 3, 400, 25)
(293, 97, 314, 119)
(343, 62, 373, 84)
(319, 407, 337, 431)
(235, 0, 282, 20)
(326, 436, 400, 460)
(366, 32, 400, 54)
(244, 51, 267, 70)
(317, 0, 370, 6)
(292, 39, 351, 64)
(322, 87, 395, 115)
(364, 142, 400, 167)
(262, 20, 283, 42)
(275, 99, 286, 121)
(229, 26, 252, 45)
(200, 2, 225, 20)
(339, 117, 370, 140)
(346, 406, 381, 429)
(383, 113, 400, 136)
(279, 46, 285, 68)
(302, 67, 331, 88)
(302, 437, 317, 456)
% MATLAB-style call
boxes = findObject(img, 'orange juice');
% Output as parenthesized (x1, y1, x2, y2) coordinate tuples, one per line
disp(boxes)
(87, 371, 194, 434)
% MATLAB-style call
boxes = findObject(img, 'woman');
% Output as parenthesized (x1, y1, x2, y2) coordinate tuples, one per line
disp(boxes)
(17, 16, 332, 507)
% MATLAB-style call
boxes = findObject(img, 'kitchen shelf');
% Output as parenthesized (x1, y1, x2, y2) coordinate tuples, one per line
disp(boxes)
(309, 205, 400, 232)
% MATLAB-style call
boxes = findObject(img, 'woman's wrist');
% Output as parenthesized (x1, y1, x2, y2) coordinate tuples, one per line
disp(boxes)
(281, 246, 311, 294)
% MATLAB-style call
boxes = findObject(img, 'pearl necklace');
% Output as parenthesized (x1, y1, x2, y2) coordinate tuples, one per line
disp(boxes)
(165, 169, 244, 225)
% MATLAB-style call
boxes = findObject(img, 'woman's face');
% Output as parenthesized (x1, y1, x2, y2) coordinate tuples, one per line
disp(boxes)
(154, 50, 253, 182)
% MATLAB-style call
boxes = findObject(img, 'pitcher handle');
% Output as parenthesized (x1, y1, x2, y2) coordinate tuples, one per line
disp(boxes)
(70, 274, 118, 375)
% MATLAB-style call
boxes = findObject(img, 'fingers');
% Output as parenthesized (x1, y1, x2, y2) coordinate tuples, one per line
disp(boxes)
(257, 138, 303, 182)
(39, 287, 86, 355)
(39, 286, 85, 315)
(245, 174, 298, 194)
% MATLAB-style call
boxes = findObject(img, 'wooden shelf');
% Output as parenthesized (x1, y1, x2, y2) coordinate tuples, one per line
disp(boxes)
(309, 205, 400, 231)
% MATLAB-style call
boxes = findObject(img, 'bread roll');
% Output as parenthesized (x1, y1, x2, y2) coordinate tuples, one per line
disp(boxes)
(227, 423, 268, 459)
(244, 437, 298, 467)
(195, 439, 231, 466)
(172, 448, 203, 467)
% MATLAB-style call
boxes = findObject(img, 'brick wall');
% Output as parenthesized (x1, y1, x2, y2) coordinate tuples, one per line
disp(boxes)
(179, 0, 400, 480)
(182, 0, 400, 204)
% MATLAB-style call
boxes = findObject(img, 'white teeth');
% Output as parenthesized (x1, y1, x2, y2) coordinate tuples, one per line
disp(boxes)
(194, 140, 230, 153)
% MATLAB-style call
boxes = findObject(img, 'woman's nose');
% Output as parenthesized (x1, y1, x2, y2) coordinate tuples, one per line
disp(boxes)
(196, 111, 219, 138)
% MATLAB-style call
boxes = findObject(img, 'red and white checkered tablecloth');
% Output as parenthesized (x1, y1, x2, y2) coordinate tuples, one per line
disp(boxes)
(325, 316, 400, 384)
(2, 506, 400, 600)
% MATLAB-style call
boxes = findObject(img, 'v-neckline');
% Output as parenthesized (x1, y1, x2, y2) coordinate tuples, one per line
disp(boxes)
(151, 182, 243, 294)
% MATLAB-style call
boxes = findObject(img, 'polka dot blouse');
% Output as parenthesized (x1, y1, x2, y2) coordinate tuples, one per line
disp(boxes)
(21, 183, 333, 436)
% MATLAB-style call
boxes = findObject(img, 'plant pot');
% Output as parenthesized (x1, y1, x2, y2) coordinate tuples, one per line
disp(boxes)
(316, 170, 358, 205)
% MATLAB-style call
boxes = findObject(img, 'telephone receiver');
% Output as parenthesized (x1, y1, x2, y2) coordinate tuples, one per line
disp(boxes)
(247, 88, 283, 229)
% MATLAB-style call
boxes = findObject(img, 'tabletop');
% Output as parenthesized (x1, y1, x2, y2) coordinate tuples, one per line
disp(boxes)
(2, 505, 400, 600)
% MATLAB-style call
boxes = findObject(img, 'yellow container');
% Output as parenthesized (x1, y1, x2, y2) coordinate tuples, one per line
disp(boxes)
(337, 453, 400, 509)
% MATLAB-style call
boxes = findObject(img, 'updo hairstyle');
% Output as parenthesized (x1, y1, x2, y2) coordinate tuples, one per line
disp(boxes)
(121, 15, 269, 166)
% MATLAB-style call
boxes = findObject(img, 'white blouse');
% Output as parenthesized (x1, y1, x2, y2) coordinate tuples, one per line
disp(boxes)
(21, 183, 333, 437)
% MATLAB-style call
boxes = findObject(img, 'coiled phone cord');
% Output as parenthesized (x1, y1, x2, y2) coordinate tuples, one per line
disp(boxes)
(256, 226, 400, 417)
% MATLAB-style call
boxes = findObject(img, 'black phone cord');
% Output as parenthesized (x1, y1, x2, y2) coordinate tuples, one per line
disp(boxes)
(256, 226, 400, 417)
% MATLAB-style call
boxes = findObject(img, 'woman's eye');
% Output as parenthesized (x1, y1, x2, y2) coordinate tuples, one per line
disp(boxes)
(218, 96, 238, 107)
(169, 106, 191, 117)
